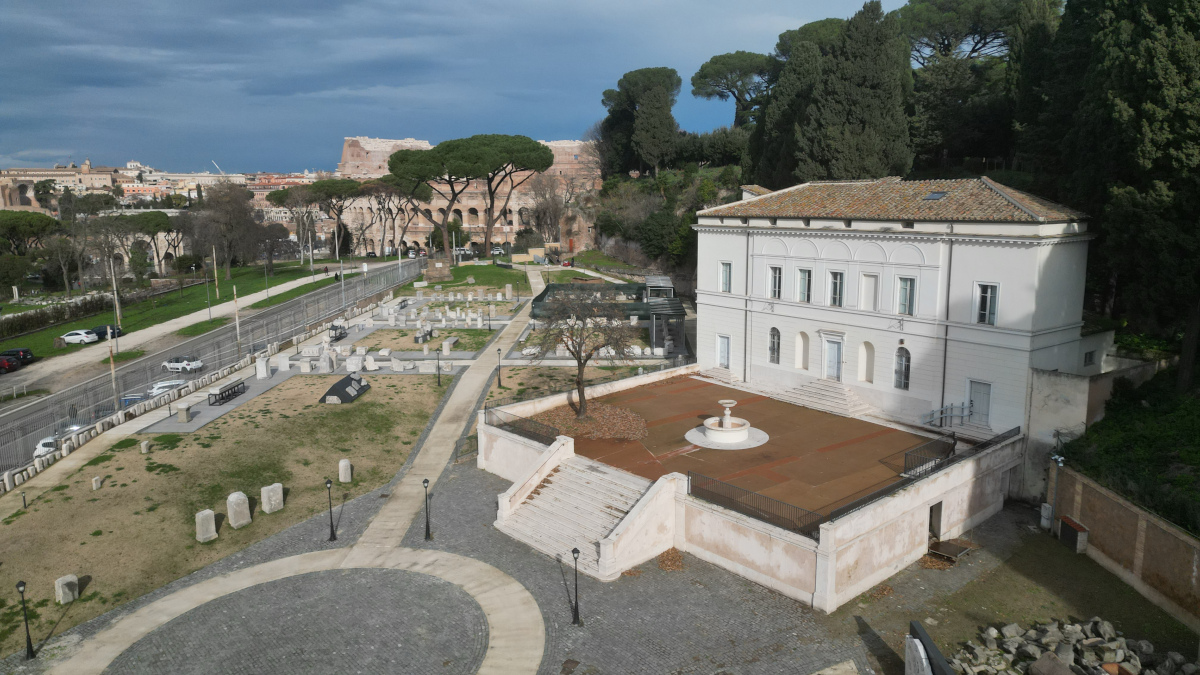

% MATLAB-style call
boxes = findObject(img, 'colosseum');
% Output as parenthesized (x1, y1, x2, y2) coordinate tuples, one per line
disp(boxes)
(333, 136, 599, 255)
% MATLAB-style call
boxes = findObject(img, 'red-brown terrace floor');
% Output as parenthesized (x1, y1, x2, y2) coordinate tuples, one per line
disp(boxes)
(574, 376, 929, 514)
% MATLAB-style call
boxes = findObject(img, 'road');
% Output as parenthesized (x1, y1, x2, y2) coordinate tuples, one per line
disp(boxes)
(0, 261, 396, 397)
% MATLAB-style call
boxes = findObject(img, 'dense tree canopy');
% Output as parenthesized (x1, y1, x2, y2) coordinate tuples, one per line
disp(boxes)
(690, 51, 773, 127)
(0, 211, 59, 256)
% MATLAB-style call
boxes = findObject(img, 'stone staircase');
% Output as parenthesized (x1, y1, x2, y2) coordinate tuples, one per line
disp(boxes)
(496, 456, 652, 577)
(779, 378, 873, 418)
(699, 367, 739, 383)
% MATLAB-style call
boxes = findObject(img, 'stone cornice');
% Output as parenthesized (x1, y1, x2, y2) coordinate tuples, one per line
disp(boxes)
(691, 224, 1093, 247)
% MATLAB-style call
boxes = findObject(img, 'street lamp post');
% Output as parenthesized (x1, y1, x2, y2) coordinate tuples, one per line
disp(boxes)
(17, 580, 34, 659)
(571, 548, 582, 626)
(423, 478, 432, 541)
(201, 265, 212, 321)
(325, 478, 336, 541)
(497, 348, 503, 387)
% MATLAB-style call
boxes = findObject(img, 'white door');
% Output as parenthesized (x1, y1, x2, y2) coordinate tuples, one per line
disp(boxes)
(969, 380, 992, 426)
(717, 335, 731, 369)
(825, 340, 842, 381)
(860, 274, 879, 311)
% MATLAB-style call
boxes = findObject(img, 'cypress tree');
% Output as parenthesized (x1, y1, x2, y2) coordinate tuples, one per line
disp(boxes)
(794, 0, 913, 182)
(631, 86, 678, 174)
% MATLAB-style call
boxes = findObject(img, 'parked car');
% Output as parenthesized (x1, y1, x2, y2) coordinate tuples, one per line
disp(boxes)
(0, 356, 20, 374)
(1, 348, 34, 365)
(61, 329, 99, 345)
(418, 249, 427, 257)
(491, 247, 504, 255)
(161, 355, 203, 373)
(91, 324, 123, 339)
(407, 250, 417, 259)
(366, 251, 377, 258)
(120, 392, 148, 407)
(146, 380, 187, 398)
(33, 437, 58, 459)
(562, 259, 574, 267)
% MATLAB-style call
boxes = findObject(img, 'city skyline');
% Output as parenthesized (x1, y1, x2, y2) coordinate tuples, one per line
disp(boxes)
(2, 0, 902, 173)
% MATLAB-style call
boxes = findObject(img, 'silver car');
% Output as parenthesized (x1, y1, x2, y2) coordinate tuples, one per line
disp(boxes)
(62, 329, 99, 345)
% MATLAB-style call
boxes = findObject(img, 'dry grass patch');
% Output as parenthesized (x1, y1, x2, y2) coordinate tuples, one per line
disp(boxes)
(355, 328, 493, 353)
(0, 373, 447, 656)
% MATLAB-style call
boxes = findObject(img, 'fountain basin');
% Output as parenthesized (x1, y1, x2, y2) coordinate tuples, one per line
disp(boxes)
(703, 416, 751, 444)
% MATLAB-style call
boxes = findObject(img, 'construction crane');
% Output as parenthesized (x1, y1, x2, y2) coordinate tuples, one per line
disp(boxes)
(211, 160, 226, 176)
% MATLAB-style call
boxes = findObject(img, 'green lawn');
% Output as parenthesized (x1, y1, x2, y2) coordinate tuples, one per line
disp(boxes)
(0, 266, 321, 361)
(249, 272, 356, 309)
(571, 250, 638, 269)
(177, 318, 230, 337)
(101, 349, 146, 364)
(396, 263, 531, 296)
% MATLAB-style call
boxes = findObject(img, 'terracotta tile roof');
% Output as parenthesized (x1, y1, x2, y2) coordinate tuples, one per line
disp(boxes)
(740, 184, 772, 196)
(701, 176, 1084, 223)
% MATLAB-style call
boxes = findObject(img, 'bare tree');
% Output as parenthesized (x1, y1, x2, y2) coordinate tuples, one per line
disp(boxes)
(529, 173, 566, 243)
(42, 235, 77, 297)
(526, 287, 639, 418)
(198, 182, 257, 280)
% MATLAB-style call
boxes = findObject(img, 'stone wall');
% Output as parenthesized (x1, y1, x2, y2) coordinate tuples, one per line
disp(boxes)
(1051, 465, 1200, 631)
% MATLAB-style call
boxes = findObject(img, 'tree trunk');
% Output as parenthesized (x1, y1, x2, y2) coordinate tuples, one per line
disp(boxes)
(1177, 296, 1200, 393)
(575, 359, 588, 419)
(60, 261, 71, 298)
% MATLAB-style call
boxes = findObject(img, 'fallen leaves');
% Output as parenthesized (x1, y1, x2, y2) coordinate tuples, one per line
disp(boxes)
(532, 401, 648, 440)
(657, 548, 684, 572)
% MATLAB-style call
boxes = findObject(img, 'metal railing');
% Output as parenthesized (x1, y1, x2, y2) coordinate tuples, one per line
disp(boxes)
(483, 408, 560, 446)
(970, 426, 1021, 453)
(0, 260, 425, 472)
(902, 433, 957, 477)
(688, 471, 823, 540)
(921, 401, 973, 427)
(454, 434, 478, 462)
(483, 357, 696, 411)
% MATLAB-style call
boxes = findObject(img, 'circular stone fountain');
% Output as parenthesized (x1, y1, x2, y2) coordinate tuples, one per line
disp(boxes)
(684, 399, 770, 450)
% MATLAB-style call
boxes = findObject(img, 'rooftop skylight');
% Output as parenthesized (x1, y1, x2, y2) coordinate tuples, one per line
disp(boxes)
(923, 191, 947, 200)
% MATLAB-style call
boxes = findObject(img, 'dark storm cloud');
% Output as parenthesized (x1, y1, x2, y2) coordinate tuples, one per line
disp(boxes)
(0, 0, 895, 172)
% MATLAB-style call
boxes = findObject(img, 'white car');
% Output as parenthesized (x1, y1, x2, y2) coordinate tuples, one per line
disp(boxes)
(492, 247, 504, 255)
(33, 437, 58, 458)
(146, 380, 187, 398)
(408, 250, 417, 259)
(62, 330, 99, 345)
(162, 355, 203, 373)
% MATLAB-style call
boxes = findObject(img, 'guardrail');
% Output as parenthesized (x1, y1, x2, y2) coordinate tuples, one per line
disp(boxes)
(483, 408, 559, 446)
(903, 433, 957, 477)
(0, 260, 424, 472)
(687, 471, 823, 540)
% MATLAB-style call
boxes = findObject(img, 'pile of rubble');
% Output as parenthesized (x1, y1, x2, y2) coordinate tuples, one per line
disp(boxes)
(949, 618, 1198, 675)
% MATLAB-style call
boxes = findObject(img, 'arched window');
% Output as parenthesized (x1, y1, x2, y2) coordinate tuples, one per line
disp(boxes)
(795, 331, 810, 370)
(769, 328, 781, 364)
(894, 347, 911, 390)
(858, 341, 875, 383)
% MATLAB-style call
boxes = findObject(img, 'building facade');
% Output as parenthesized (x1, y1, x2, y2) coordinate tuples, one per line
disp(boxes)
(694, 177, 1105, 497)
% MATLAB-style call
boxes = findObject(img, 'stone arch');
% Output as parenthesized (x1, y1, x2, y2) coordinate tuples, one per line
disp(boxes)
(760, 238, 787, 256)
(795, 331, 810, 370)
(468, 208, 479, 226)
(855, 242, 887, 262)
(858, 341, 875, 383)
(890, 244, 925, 265)
(822, 241, 852, 260)
(452, 209, 463, 224)
(793, 239, 819, 259)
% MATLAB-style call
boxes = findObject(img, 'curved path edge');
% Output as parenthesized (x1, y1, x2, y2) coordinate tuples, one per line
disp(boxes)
(48, 547, 544, 675)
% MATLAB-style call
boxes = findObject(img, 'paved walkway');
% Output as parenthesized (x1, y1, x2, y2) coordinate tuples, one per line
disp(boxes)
(41, 268, 550, 675)
(4, 261, 393, 391)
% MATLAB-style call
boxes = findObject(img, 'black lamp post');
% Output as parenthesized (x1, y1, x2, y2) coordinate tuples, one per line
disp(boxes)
(325, 478, 336, 541)
(423, 478, 432, 541)
(17, 580, 34, 659)
(497, 348, 503, 387)
(571, 548, 582, 626)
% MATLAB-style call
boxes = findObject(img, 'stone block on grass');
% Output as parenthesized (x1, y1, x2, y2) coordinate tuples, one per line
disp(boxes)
(196, 509, 218, 542)
(55, 575, 79, 604)
(260, 483, 284, 514)
(227, 492, 252, 529)
(338, 458, 352, 483)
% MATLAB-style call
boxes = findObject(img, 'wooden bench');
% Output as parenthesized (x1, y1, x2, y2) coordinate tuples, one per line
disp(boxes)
(208, 378, 246, 406)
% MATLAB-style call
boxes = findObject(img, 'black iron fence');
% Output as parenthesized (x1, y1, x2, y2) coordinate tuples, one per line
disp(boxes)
(483, 408, 560, 446)
(483, 357, 696, 411)
(688, 472, 824, 539)
(903, 433, 957, 477)
(0, 260, 425, 472)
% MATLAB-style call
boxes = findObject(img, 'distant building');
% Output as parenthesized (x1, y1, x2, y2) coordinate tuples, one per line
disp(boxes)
(0, 158, 127, 194)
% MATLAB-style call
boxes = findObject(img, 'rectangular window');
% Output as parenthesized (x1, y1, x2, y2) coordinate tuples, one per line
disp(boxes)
(769, 266, 782, 299)
(719, 262, 732, 293)
(1083, 351, 1095, 366)
(796, 269, 812, 303)
(977, 284, 998, 325)
(898, 277, 915, 316)
(829, 272, 844, 307)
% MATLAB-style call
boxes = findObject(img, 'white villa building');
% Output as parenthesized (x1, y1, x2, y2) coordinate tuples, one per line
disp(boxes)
(694, 176, 1111, 498)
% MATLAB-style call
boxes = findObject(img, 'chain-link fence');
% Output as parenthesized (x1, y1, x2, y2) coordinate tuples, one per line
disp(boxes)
(0, 260, 424, 472)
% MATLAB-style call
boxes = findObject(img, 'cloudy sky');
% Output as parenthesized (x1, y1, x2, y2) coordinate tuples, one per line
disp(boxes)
(2, 0, 901, 173)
